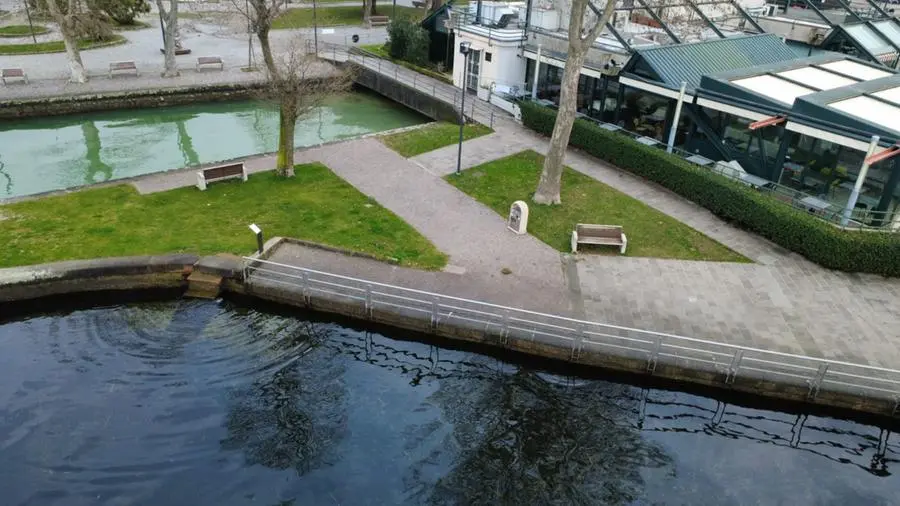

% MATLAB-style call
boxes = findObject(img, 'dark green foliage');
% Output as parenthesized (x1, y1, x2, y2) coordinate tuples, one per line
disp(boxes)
(386, 17, 430, 66)
(519, 100, 900, 276)
(96, 0, 150, 25)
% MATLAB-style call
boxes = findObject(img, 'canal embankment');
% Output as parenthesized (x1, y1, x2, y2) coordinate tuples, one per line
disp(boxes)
(3, 249, 900, 420)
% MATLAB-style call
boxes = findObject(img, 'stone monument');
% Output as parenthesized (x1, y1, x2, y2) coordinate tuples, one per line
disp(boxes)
(507, 200, 529, 235)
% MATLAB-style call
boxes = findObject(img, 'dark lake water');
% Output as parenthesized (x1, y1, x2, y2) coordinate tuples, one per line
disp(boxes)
(1, 299, 897, 505)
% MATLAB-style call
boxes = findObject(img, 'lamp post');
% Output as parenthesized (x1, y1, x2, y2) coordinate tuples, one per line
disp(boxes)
(456, 41, 471, 176)
(313, 0, 319, 53)
(23, 0, 37, 44)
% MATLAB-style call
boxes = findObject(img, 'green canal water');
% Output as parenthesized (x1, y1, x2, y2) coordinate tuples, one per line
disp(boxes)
(0, 92, 428, 199)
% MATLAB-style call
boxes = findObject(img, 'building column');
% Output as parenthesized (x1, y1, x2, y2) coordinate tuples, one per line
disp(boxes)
(771, 128, 792, 183)
(530, 44, 542, 100)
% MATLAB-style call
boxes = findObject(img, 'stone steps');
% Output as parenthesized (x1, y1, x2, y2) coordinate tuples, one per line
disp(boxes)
(185, 271, 223, 299)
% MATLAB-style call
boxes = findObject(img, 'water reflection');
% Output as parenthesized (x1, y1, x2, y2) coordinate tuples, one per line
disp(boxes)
(0, 93, 428, 199)
(81, 121, 113, 184)
(0, 302, 898, 506)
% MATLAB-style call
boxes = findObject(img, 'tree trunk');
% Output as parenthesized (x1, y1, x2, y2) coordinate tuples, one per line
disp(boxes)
(533, 0, 614, 205)
(276, 98, 297, 177)
(45, 0, 87, 83)
(362, 0, 371, 23)
(533, 49, 587, 205)
(370, 0, 377, 16)
(257, 26, 278, 77)
(157, 0, 179, 77)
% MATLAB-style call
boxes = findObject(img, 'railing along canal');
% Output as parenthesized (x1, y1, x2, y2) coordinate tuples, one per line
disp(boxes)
(308, 41, 497, 128)
(243, 257, 900, 411)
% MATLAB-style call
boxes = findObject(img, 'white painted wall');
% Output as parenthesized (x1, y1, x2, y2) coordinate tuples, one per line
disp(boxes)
(452, 32, 528, 96)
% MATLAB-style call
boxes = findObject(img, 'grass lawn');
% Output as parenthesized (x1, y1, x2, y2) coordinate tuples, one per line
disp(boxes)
(0, 165, 447, 270)
(0, 34, 126, 55)
(446, 151, 748, 262)
(381, 122, 493, 157)
(273, 6, 424, 28)
(0, 24, 49, 37)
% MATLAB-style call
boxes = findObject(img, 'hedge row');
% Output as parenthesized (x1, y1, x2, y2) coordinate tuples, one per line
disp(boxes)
(519, 100, 900, 277)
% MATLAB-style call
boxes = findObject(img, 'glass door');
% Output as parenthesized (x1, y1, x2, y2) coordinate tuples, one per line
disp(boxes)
(466, 50, 481, 92)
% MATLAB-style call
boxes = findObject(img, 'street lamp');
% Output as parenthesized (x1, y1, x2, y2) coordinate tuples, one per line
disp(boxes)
(455, 41, 472, 176)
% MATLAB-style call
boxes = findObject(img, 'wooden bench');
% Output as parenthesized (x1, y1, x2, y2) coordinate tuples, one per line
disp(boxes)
(1, 68, 28, 85)
(109, 61, 139, 78)
(196, 56, 224, 72)
(196, 162, 247, 191)
(571, 224, 627, 254)
(368, 15, 390, 27)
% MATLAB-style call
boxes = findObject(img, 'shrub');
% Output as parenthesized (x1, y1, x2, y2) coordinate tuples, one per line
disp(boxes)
(386, 17, 429, 66)
(518, 100, 900, 277)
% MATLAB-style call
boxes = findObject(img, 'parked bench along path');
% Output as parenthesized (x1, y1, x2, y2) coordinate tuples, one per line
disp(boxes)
(109, 61, 139, 78)
(196, 56, 224, 72)
(196, 162, 247, 191)
(571, 224, 628, 254)
(1, 68, 28, 85)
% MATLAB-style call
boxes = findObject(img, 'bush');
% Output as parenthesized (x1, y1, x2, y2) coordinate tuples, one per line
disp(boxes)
(386, 17, 430, 67)
(95, 0, 150, 25)
(518, 100, 900, 277)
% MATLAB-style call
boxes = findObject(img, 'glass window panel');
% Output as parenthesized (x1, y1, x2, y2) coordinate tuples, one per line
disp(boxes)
(872, 86, 900, 106)
(731, 74, 816, 105)
(777, 67, 858, 90)
(844, 24, 895, 57)
(829, 96, 900, 134)
(819, 60, 892, 81)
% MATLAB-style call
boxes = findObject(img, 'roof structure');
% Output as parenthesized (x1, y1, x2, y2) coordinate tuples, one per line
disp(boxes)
(821, 20, 900, 64)
(696, 53, 900, 147)
(622, 34, 800, 91)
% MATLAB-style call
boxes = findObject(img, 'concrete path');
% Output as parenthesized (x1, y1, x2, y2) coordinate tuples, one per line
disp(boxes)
(410, 124, 900, 367)
(0, 14, 386, 98)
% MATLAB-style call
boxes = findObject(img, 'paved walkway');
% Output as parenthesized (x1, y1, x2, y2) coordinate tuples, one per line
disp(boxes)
(0, 14, 386, 98)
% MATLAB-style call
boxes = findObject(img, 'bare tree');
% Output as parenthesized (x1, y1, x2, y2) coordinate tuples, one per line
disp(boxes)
(155, 0, 179, 77)
(232, 0, 289, 75)
(533, 0, 615, 205)
(261, 44, 353, 176)
(43, 0, 88, 83)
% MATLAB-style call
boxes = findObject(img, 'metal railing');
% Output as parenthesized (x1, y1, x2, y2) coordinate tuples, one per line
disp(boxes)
(243, 257, 900, 409)
(309, 41, 498, 128)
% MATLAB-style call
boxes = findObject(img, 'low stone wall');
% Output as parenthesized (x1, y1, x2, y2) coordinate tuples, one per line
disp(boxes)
(352, 65, 458, 123)
(3, 254, 898, 420)
(0, 254, 198, 302)
(0, 83, 263, 119)
(232, 277, 900, 420)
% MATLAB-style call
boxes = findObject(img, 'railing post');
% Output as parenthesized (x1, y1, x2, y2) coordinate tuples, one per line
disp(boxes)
(807, 362, 829, 400)
(571, 324, 586, 362)
(500, 310, 511, 345)
(413, 74, 417, 88)
(430, 296, 440, 330)
(647, 337, 661, 373)
(301, 271, 310, 306)
(432, 83, 436, 96)
(490, 110, 494, 129)
(726, 349, 743, 384)
(365, 284, 373, 319)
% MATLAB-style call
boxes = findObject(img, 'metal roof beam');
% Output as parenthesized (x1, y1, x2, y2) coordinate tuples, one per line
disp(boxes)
(727, 0, 765, 34)
(830, 0, 864, 22)
(587, 0, 635, 52)
(605, 21, 634, 52)
(797, 0, 836, 27)
(684, 0, 726, 38)
(865, 21, 900, 63)
(862, 92, 900, 108)
(633, 0, 682, 43)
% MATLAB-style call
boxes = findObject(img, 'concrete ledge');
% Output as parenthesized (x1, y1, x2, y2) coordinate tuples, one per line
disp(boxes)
(0, 83, 263, 119)
(0, 254, 198, 302)
(232, 278, 900, 419)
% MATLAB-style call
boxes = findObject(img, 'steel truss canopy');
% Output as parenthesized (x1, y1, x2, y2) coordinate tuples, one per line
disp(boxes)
(698, 53, 900, 149)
